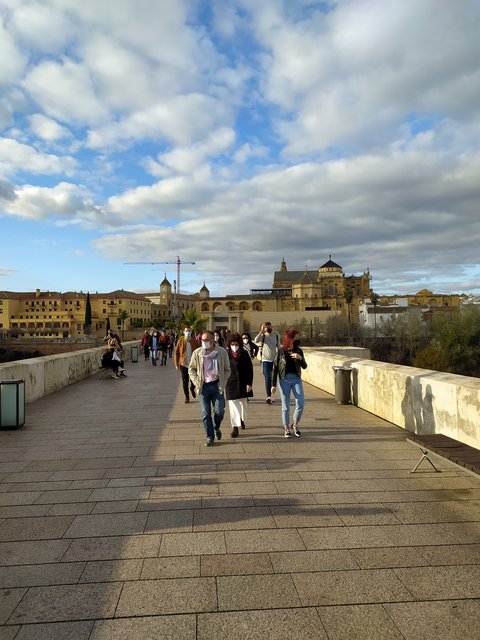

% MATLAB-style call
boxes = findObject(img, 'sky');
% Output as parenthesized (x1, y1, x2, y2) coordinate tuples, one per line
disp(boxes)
(1, 0, 480, 298)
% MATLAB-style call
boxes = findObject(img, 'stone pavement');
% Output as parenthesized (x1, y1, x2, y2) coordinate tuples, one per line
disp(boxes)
(0, 355, 480, 639)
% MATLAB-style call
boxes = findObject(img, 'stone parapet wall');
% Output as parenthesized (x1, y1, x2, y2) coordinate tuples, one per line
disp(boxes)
(302, 348, 480, 450)
(0, 342, 138, 403)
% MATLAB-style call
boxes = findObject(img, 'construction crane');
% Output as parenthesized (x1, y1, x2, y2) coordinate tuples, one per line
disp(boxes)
(123, 256, 196, 294)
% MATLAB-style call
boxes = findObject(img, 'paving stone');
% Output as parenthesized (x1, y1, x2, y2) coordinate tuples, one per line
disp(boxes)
(63, 512, 148, 537)
(293, 569, 413, 606)
(194, 506, 276, 531)
(159, 531, 226, 556)
(253, 494, 318, 506)
(115, 577, 216, 616)
(269, 549, 359, 573)
(197, 607, 326, 639)
(217, 573, 300, 610)
(89, 615, 196, 640)
(0, 492, 42, 506)
(87, 487, 151, 502)
(0, 587, 26, 623)
(415, 543, 480, 565)
(384, 599, 480, 640)
(63, 534, 161, 561)
(0, 539, 71, 566)
(90, 499, 139, 514)
(0, 515, 74, 542)
(436, 521, 480, 543)
(393, 564, 480, 599)
(317, 604, 404, 639)
(226, 528, 305, 553)
(271, 504, 344, 528)
(201, 552, 273, 576)
(8, 582, 123, 624)
(0, 562, 85, 588)
(78, 558, 142, 583)
(350, 546, 430, 569)
(201, 496, 255, 508)
(0, 625, 19, 639)
(144, 509, 193, 533)
(0, 505, 51, 519)
(34, 490, 94, 504)
(218, 482, 277, 495)
(299, 525, 395, 550)
(141, 556, 200, 579)
(46, 502, 95, 518)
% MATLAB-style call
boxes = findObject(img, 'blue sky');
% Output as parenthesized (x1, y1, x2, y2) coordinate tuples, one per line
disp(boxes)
(1, 0, 480, 297)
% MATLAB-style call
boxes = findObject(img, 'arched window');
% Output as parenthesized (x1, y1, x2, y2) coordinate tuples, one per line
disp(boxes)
(201, 303, 209, 312)
(239, 302, 248, 310)
(252, 301, 262, 311)
(226, 301, 235, 311)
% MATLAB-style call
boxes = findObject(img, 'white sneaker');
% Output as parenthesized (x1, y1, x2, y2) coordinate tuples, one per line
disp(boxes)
(284, 428, 292, 438)
(111, 373, 119, 379)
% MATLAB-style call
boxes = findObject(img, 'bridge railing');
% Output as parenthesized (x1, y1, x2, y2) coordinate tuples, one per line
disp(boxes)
(0, 341, 138, 403)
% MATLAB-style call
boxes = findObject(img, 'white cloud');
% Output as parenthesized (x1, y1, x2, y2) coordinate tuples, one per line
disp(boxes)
(29, 114, 71, 142)
(0, 138, 76, 176)
(23, 57, 108, 125)
(86, 94, 233, 150)
(0, 14, 27, 85)
(247, 0, 480, 154)
(3, 181, 99, 222)
(7, 1, 73, 53)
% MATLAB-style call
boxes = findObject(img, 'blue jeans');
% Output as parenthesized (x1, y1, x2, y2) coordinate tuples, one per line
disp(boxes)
(278, 373, 304, 427)
(262, 361, 274, 398)
(199, 381, 225, 439)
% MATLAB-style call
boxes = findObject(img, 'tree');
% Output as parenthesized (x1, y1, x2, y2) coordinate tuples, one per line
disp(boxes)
(414, 307, 480, 376)
(117, 309, 129, 340)
(84, 292, 92, 335)
(180, 308, 208, 334)
(344, 287, 353, 325)
(370, 292, 380, 339)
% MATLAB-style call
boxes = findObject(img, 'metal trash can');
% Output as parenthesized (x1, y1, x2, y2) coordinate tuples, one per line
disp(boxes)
(0, 379, 25, 429)
(131, 345, 139, 363)
(332, 366, 352, 404)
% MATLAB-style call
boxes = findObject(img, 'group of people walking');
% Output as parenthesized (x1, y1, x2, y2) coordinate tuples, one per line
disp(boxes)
(141, 329, 175, 366)
(177, 323, 307, 445)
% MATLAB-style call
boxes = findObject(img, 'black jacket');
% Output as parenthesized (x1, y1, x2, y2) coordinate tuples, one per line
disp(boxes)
(225, 348, 254, 400)
(272, 346, 307, 386)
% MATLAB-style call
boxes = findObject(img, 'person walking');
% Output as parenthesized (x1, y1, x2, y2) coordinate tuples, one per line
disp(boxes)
(225, 333, 253, 438)
(174, 326, 199, 403)
(149, 329, 159, 366)
(271, 328, 307, 438)
(241, 331, 259, 360)
(141, 330, 150, 361)
(254, 321, 279, 404)
(188, 330, 231, 446)
(158, 330, 169, 366)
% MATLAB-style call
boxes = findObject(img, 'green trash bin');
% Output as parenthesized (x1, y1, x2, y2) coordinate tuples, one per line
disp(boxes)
(332, 366, 352, 404)
(0, 379, 25, 429)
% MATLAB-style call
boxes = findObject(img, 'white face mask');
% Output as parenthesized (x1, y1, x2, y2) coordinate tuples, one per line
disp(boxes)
(231, 345, 239, 352)
(184, 331, 191, 338)
(242, 338, 248, 344)
(202, 340, 211, 350)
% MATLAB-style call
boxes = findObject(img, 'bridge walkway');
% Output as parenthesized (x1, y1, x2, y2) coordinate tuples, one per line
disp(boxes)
(0, 355, 479, 638)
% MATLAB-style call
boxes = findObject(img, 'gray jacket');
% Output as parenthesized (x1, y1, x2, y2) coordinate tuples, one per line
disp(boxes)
(253, 331, 279, 362)
(188, 346, 231, 394)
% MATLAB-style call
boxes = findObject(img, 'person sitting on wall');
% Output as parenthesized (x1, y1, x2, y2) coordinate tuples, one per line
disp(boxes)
(101, 347, 127, 379)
